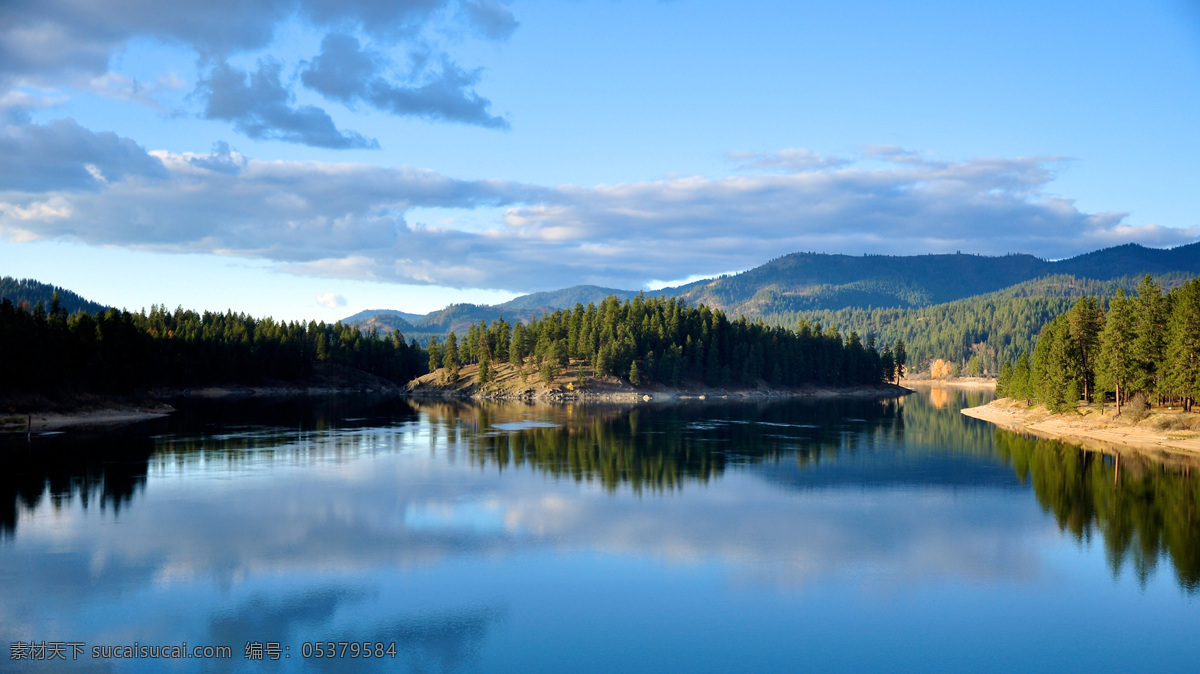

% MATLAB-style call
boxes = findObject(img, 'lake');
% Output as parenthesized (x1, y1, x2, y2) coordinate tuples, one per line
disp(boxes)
(2, 387, 1197, 672)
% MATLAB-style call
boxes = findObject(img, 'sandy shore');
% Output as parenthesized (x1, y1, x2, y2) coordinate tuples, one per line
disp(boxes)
(1, 404, 176, 433)
(962, 398, 1200, 458)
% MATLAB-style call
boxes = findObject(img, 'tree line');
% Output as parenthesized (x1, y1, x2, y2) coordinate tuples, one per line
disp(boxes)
(759, 273, 1194, 378)
(425, 294, 903, 388)
(996, 276, 1200, 413)
(0, 296, 427, 399)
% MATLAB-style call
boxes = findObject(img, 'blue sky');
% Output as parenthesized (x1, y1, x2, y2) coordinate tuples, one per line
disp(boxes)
(1, 0, 1198, 322)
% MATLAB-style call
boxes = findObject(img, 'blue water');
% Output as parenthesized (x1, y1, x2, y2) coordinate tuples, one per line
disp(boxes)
(1, 388, 1196, 672)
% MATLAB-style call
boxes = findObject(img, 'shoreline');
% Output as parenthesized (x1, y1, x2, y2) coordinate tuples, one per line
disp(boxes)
(408, 360, 911, 403)
(901, 377, 996, 390)
(0, 362, 405, 433)
(2, 404, 176, 433)
(2, 381, 912, 434)
(962, 398, 1200, 459)
(407, 383, 913, 404)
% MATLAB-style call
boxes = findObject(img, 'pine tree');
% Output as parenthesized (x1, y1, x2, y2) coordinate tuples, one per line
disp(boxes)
(1066, 296, 1104, 402)
(442, 331, 460, 383)
(1131, 275, 1168, 400)
(1032, 316, 1080, 413)
(1164, 279, 1200, 411)
(996, 359, 1013, 397)
(1011, 352, 1032, 402)
(1097, 289, 1136, 414)
(427, 337, 442, 374)
(477, 352, 491, 385)
(509, 323, 526, 371)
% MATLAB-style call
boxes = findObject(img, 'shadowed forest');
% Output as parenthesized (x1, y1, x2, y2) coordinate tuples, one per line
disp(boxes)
(0, 298, 428, 400)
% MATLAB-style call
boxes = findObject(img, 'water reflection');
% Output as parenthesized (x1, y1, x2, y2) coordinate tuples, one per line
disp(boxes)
(0, 432, 153, 540)
(0, 395, 419, 541)
(996, 431, 1200, 592)
(1, 389, 1198, 673)
(897, 386, 996, 454)
(415, 397, 911, 493)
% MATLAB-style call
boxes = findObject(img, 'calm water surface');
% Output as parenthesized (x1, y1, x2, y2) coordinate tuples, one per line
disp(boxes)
(2, 388, 1197, 672)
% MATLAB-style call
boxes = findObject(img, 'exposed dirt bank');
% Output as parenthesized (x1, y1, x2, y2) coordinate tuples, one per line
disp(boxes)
(408, 361, 910, 403)
(962, 398, 1200, 458)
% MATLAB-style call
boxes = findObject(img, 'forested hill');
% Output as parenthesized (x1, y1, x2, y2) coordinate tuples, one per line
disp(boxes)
(346, 243, 1200, 337)
(664, 242, 1200, 315)
(350, 286, 643, 339)
(767, 273, 1196, 378)
(1051, 242, 1200, 278)
(0, 277, 107, 315)
(495, 285, 639, 311)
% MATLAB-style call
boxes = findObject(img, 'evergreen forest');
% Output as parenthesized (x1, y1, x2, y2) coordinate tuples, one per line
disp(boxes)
(0, 297, 427, 399)
(770, 273, 1195, 377)
(996, 276, 1200, 413)
(424, 294, 900, 389)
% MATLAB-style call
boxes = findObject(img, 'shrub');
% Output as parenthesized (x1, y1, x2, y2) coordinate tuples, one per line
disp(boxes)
(1123, 392, 1150, 423)
(1153, 415, 1198, 432)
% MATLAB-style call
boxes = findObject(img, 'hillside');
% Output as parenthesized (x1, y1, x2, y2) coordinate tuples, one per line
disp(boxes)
(346, 243, 1200, 340)
(663, 242, 1200, 316)
(349, 285, 645, 338)
(345, 311, 417, 335)
(342, 308, 424, 325)
(666, 252, 1047, 312)
(774, 272, 1196, 376)
(0, 277, 107, 315)
(495, 285, 639, 311)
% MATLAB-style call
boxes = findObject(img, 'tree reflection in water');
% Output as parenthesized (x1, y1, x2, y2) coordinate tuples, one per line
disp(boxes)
(996, 431, 1200, 593)
(0, 431, 153, 540)
(3, 391, 1197, 595)
(414, 398, 908, 493)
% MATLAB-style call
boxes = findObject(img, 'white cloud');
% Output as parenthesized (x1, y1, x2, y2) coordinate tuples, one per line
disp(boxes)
(315, 292, 347, 308)
(2, 134, 1196, 292)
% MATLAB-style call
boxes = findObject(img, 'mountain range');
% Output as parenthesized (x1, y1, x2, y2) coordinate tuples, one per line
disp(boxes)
(5, 242, 1197, 367)
(344, 242, 1200, 338)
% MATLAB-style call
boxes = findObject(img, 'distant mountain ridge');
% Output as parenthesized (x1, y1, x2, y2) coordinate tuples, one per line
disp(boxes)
(347, 242, 1200, 337)
(665, 242, 1200, 316)
(767, 272, 1198, 374)
(0, 277, 107, 315)
(349, 285, 642, 338)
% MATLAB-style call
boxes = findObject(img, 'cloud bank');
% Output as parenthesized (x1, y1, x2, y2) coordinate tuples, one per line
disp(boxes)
(0, 0, 513, 146)
(1, 132, 1195, 292)
(300, 33, 508, 129)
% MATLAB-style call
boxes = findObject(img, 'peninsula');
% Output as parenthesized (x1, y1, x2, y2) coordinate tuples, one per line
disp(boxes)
(962, 398, 1200, 457)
